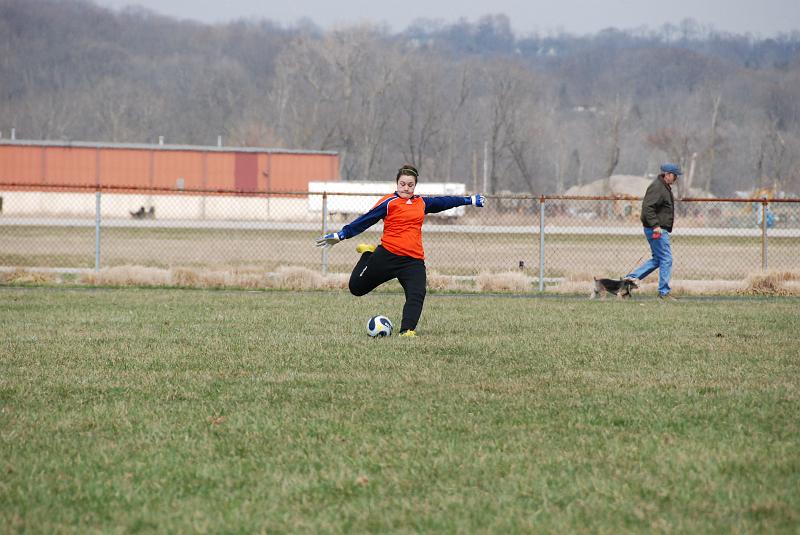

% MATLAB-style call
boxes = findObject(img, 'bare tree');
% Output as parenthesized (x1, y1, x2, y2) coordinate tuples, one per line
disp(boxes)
(700, 91, 723, 193)
(474, 61, 527, 193)
(15, 67, 80, 139)
(269, 35, 340, 150)
(269, 26, 400, 179)
(393, 56, 472, 179)
(602, 94, 631, 180)
(4, 1, 800, 197)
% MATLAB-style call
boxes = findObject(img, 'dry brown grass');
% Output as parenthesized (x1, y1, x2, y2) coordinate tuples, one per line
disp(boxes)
(183, 269, 252, 288)
(741, 270, 800, 296)
(81, 266, 172, 286)
(563, 271, 596, 283)
(0, 268, 58, 284)
(475, 271, 534, 292)
(428, 270, 473, 292)
(672, 279, 745, 295)
(12, 265, 800, 297)
(553, 278, 749, 296)
(77, 265, 349, 291)
(269, 266, 325, 290)
(549, 270, 800, 297)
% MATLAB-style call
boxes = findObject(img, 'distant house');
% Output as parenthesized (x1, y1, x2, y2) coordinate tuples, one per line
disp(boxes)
(565, 175, 713, 199)
(571, 104, 603, 114)
(562, 174, 714, 219)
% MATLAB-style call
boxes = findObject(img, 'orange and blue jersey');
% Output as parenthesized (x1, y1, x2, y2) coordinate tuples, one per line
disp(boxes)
(338, 192, 474, 259)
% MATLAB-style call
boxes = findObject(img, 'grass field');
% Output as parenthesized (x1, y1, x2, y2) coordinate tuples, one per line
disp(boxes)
(1, 287, 799, 533)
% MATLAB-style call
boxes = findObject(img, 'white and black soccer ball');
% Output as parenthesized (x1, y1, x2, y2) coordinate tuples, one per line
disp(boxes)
(367, 315, 393, 337)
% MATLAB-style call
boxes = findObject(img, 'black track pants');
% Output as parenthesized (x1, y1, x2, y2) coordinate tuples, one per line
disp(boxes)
(348, 246, 427, 332)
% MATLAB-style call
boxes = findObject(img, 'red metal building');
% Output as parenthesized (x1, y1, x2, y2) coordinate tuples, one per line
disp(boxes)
(0, 140, 340, 192)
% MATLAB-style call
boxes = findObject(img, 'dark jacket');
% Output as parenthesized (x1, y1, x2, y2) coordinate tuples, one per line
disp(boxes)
(640, 175, 674, 232)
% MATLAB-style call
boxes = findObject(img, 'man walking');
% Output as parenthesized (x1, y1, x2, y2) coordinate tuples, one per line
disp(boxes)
(626, 163, 681, 300)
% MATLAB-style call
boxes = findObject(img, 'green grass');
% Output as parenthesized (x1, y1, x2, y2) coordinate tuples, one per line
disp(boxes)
(1, 288, 799, 533)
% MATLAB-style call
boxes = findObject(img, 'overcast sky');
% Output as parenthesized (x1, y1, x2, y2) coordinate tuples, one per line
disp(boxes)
(91, 0, 800, 36)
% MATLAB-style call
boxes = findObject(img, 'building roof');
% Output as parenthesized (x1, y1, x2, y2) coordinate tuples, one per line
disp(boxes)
(0, 138, 338, 156)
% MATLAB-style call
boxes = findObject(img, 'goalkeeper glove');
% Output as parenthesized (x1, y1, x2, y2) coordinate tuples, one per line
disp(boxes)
(315, 231, 342, 248)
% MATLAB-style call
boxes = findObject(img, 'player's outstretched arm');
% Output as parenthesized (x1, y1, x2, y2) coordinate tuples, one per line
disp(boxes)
(315, 198, 391, 248)
(424, 194, 486, 214)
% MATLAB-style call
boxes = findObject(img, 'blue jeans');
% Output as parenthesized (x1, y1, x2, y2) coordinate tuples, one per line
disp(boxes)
(626, 227, 673, 296)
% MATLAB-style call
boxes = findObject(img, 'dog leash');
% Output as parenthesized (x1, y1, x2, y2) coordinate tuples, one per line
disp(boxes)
(625, 254, 645, 277)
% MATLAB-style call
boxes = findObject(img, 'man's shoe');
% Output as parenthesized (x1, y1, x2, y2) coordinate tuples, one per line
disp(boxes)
(398, 329, 416, 337)
(658, 293, 678, 301)
(623, 276, 639, 283)
(356, 243, 376, 254)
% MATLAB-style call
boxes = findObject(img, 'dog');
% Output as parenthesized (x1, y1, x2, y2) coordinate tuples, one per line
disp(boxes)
(590, 277, 638, 299)
(130, 206, 156, 220)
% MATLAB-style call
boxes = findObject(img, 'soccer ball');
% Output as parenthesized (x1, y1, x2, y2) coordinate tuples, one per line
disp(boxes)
(367, 315, 393, 337)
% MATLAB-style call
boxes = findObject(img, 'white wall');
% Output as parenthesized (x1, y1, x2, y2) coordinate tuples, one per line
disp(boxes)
(0, 191, 315, 221)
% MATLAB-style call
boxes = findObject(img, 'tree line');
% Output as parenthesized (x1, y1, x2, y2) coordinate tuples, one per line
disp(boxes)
(1, 0, 799, 195)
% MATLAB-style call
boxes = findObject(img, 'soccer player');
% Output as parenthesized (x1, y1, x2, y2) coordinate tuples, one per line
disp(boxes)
(316, 164, 485, 336)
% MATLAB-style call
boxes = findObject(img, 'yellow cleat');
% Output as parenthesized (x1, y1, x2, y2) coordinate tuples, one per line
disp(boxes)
(356, 243, 376, 254)
(398, 329, 416, 337)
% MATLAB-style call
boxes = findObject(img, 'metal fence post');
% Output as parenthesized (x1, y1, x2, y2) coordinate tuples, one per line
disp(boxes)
(321, 192, 329, 275)
(761, 199, 768, 271)
(538, 195, 545, 292)
(95, 190, 101, 272)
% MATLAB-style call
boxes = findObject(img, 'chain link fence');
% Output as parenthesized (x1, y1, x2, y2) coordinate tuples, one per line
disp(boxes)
(1, 184, 798, 287)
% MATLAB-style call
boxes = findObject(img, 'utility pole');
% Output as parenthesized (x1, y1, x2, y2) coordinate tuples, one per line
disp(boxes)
(483, 141, 489, 193)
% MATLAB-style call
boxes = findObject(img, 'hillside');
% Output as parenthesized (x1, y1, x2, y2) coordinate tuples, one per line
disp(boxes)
(1, 0, 798, 194)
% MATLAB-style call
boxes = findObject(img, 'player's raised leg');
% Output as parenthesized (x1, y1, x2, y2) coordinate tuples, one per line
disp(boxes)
(349, 245, 394, 296)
